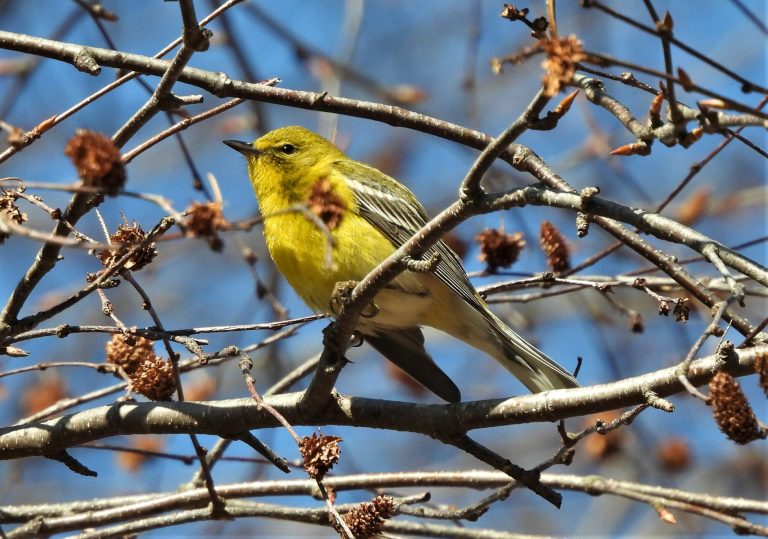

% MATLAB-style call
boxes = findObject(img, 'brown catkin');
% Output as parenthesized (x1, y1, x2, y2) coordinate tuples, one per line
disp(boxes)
(709, 372, 760, 445)
(539, 220, 571, 273)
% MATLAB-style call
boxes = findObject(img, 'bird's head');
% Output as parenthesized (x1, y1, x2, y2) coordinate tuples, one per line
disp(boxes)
(224, 126, 344, 199)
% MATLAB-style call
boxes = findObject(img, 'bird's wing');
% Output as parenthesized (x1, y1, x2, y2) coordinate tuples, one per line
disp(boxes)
(336, 160, 580, 393)
(337, 160, 484, 313)
(365, 327, 461, 403)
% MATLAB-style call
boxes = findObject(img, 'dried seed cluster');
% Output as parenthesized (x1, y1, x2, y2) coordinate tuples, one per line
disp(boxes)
(475, 228, 525, 271)
(539, 220, 571, 273)
(709, 371, 760, 445)
(499, 4, 548, 39)
(106, 334, 176, 401)
(540, 35, 585, 97)
(333, 495, 394, 538)
(755, 353, 768, 399)
(184, 201, 228, 251)
(672, 299, 689, 323)
(97, 219, 157, 272)
(306, 177, 345, 230)
(131, 358, 176, 401)
(64, 129, 125, 195)
(106, 333, 154, 372)
(299, 432, 342, 480)
(0, 189, 27, 245)
(657, 297, 690, 323)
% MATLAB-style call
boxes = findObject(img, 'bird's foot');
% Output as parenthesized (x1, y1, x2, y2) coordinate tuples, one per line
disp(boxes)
(329, 280, 379, 318)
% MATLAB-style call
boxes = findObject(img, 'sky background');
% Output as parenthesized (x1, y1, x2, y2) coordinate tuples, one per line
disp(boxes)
(0, 1, 766, 537)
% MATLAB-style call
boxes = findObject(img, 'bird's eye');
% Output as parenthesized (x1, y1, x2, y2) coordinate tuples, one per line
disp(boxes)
(279, 143, 296, 155)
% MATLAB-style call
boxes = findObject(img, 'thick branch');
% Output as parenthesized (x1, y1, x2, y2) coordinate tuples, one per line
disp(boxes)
(1, 345, 763, 460)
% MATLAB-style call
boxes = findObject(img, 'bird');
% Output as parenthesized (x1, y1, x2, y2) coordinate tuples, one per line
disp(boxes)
(224, 126, 579, 402)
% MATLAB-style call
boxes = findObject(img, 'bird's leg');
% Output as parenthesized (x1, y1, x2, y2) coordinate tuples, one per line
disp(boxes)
(328, 280, 356, 315)
(329, 280, 379, 318)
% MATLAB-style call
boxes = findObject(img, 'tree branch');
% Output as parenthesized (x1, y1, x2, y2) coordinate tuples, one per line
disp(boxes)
(1, 345, 763, 460)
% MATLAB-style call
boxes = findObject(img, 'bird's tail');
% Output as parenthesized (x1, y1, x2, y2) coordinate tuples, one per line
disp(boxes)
(465, 308, 579, 393)
(489, 310, 579, 392)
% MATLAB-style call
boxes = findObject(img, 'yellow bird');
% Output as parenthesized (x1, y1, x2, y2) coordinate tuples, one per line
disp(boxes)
(225, 126, 578, 402)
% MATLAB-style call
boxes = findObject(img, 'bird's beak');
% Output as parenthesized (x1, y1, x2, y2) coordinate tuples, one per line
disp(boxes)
(223, 139, 260, 157)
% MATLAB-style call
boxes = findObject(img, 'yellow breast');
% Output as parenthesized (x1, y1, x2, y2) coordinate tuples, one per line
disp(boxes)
(262, 196, 409, 314)
(256, 166, 431, 324)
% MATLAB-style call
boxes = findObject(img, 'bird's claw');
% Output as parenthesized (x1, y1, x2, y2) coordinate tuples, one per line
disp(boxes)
(329, 280, 357, 315)
(329, 280, 379, 318)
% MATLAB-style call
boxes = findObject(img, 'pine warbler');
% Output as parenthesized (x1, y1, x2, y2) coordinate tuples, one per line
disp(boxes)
(225, 126, 578, 402)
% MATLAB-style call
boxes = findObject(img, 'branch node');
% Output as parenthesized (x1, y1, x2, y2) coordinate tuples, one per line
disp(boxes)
(402, 252, 441, 273)
(47, 450, 98, 477)
(73, 47, 101, 75)
(716, 340, 737, 368)
(641, 387, 675, 412)
(510, 145, 530, 168)
(184, 26, 212, 52)
(576, 212, 590, 237)
(55, 324, 71, 338)
(209, 72, 233, 97)
(579, 186, 600, 210)
(311, 91, 329, 106)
